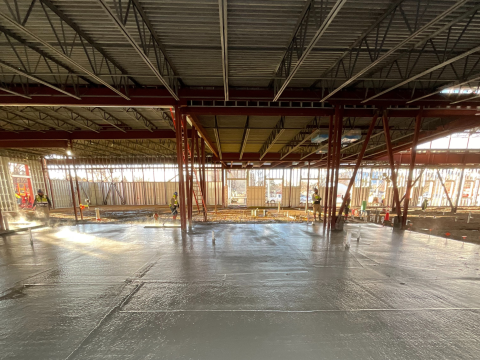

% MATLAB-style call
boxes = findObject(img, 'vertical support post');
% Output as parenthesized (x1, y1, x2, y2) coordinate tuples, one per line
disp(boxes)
(454, 167, 466, 213)
(142, 163, 146, 205)
(66, 157, 78, 223)
(201, 138, 206, 199)
(402, 110, 422, 229)
(201, 138, 207, 221)
(214, 162, 217, 213)
(331, 106, 343, 227)
(163, 162, 167, 205)
(306, 162, 310, 213)
(69, 141, 83, 221)
(175, 105, 187, 231)
(189, 128, 195, 222)
(221, 165, 225, 208)
(338, 113, 378, 218)
(323, 115, 333, 231)
(382, 112, 402, 219)
(182, 115, 192, 228)
(0, 209, 5, 231)
(40, 157, 49, 198)
(152, 157, 157, 206)
(288, 168, 293, 208)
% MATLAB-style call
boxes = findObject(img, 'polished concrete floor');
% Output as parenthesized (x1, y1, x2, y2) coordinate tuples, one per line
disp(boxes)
(1, 222, 479, 359)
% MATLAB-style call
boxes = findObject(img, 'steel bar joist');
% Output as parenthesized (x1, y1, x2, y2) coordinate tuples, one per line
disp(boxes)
(127, 139, 176, 155)
(83, 107, 130, 132)
(18, 106, 97, 132)
(153, 109, 175, 131)
(0, 0, 130, 99)
(218, 0, 229, 100)
(37, 107, 102, 133)
(312, 0, 405, 90)
(1, 106, 74, 132)
(0, 74, 31, 99)
(99, 0, 180, 100)
(273, 0, 347, 101)
(280, 117, 321, 160)
(319, 0, 475, 102)
(123, 108, 158, 132)
(259, 116, 285, 160)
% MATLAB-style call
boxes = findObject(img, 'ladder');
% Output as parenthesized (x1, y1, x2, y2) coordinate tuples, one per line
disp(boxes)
(172, 109, 208, 220)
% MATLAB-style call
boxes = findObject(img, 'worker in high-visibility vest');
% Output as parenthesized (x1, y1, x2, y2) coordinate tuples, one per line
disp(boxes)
(33, 189, 52, 220)
(311, 187, 322, 221)
(169, 192, 179, 220)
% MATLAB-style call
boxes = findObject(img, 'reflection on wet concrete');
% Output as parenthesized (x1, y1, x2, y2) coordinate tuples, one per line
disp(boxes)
(1, 223, 479, 359)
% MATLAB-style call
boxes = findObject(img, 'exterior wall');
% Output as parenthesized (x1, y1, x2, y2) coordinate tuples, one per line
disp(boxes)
(0, 157, 17, 212)
(44, 163, 480, 211)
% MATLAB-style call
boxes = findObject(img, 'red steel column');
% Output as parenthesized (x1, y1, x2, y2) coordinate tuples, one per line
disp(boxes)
(402, 110, 422, 229)
(201, 139, 207, 221)
(201, 138, 206, 201)
(189, 126, 194, 221)
(382, 112, 402, 220)
(214, 162, 218, 213)
(288, 168, 293, 208)
(69, 141, 84, 221)
(175, 106, 187, 231)
(182, 115, 192, 228)
(306, 162, 310, 212)
(221, 165, 225, 208)
(323, 114, 333, 230)
(65, 156, 78, 223)
(338, 112, 378, 218)
(331, 105, 343, 227)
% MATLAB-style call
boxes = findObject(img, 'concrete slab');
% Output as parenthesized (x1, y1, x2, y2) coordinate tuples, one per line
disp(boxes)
(1, 223, 479, 359)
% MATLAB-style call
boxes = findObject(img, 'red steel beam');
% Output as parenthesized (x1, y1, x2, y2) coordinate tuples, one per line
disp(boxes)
(3, 86, 480, 107)
(188, 114, 219, 158)
(184, 107, 479, 118)
(0, 140, 68, 148)
(367, 116, 480, 160)
(0, 130, 182, 140)
(381, 151, 480, 165)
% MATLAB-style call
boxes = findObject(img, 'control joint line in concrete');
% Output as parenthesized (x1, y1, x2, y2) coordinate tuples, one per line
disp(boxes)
(0, 253, 86, 297)
(64, 282, 144, 360)
(119, 307, 480, 313)
(64, 252, 162, 359)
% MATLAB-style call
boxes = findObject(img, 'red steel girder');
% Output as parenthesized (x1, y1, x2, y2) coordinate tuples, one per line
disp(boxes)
(379, 151, 480, 165)
(0, 130, 185, 140)
(2, 87, 480, 108)
(0, 140, 68, 148)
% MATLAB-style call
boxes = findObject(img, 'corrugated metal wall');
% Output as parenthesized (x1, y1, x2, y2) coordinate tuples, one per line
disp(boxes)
(0, 157, 17, 212)
(50, 180, 183, 208)
(246, 186, 265, 207)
